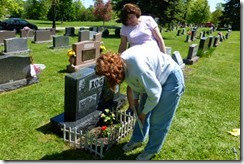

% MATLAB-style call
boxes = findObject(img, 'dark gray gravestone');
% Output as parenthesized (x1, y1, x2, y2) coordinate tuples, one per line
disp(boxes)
(115, 28, 120, 37)
(20, 29, 35, 38)
(202, 31, 206, 37)
(181, 28, 185, 35)
(198, 32, 203, 39)
(102, 29, 109, 37)
(213, 36, 220, 47)
(183, 44, 199, 65)
(208, 36, 214, 48)
(172, 51, 185, 69)
(2, 38, 30, 55)
(64, 67, 104, 122)
(34, 30, 51, 43)
(0, 55, 38, 92)
(52, 36, 70, 48)
(177, 29, 181, 36)
(191, 30, 196, 41)
(64, 27, 75, 36)
(0, 30, 16, 45)
(165, 47, 172, 55)
(78, 30, 90, 42)
(198, 37, 209, 54)
(50, 65, 126, 135)
(185, 35, 191, 42)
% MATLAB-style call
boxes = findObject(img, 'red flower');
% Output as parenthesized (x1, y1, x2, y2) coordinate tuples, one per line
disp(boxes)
(101, 126, 107, 131)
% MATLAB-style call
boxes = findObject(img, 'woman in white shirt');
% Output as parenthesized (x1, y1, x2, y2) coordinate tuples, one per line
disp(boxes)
(95, 45, 185, 160)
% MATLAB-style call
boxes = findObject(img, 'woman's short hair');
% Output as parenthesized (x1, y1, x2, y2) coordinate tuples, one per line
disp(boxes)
(121, 3, 141, 26)
(95, 52, 125, 90)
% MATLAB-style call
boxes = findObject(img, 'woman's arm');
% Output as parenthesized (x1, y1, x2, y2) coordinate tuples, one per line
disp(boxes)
(152, 27, 166, 54)
(118, 35, 128, 53)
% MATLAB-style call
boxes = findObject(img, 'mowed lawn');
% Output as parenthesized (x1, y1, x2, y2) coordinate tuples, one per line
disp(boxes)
(0, 23, 240, 160)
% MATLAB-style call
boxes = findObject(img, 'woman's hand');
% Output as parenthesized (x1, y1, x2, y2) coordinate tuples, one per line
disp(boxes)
(139, 113, 146, 124)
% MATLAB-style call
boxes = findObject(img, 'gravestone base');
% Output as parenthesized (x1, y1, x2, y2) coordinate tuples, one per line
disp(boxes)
(183, 56, 199, 65)
(50, 94, 127, 136)
(32, 40, 52, 44)
(50, 110, 102, 137)
(0, 76, 39, 93)
(50, 45, 71, 49)
(1, 49, 30, 56)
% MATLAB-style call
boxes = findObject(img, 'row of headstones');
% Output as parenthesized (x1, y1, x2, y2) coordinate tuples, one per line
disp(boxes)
(170, 29, 232, 70)
(64, 26, 121, 38)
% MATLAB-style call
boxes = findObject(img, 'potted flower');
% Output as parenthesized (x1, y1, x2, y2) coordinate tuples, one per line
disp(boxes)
(67, 49, 76, 65)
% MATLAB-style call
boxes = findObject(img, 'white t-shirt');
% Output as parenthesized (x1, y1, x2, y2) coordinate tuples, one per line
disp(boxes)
(121, 45, 178, 115)
(121, 15, 159, 49)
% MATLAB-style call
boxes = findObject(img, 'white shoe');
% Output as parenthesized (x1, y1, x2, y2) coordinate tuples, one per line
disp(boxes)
(136, 151, 155, 160)
(122, 141, 142, 152)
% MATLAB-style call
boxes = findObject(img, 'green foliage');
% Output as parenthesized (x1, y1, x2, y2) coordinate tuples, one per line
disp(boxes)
(24, 0, 51, 20)
(220, 0, 240, 30)
(187, 0, 211, 24)
(211, 9, 223, 25)
(0, 0, 24, 18)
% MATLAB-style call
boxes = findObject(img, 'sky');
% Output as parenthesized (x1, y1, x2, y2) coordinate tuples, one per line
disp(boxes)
(82, 0, 226, 12)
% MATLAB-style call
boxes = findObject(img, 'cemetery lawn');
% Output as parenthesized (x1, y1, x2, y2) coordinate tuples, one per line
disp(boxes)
(0, 26, 240, 160)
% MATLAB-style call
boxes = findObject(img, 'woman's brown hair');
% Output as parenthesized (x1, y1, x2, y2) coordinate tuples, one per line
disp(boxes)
(121, 3, 141, 26)
(95, 52, 125, 90)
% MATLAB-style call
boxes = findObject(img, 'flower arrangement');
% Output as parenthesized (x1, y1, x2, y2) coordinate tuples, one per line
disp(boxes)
(100, 125, 110, 137)
(100, 109, 115, 125)
(67, 49, 76, 57)
(100, 45, 106, 53)
(187, 31, 192, 35)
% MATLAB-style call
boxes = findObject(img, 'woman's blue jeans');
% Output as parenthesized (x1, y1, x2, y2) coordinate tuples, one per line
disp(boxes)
(130, 68, 185, 154)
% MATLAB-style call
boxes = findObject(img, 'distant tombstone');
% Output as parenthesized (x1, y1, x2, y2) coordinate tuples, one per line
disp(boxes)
(78, 30, 90, 42)
(198, 37, 209, 54)
(89, 31, 97, 40)
(171, 51, 185, 69)
(191, 30, 196, 41)
(89, 26, 98, 32)
(94, 32, 102, 42)
(185, 35, 191, 42)
(0, 30, 16, 45)
(198, 32, 203, 39)
(102, 29, 109, 37)
(208, 36, 214, 48)
(165, 47, 172, 55)
(20, 29, 35, 38)
(50, 65, 126, 135)
(177, 29, 181, 36)
(33, 30, 52, 43)
(64, 27, 75, 36)
(66, 40, 100, 72)
(183, 44, 199, 65)
(213, 36, 220, 47)
(97, 26, 103, 32)
(46, 28, 56, 36)
(222, 35, 226, 40)
(1, 38, 30, 55)
(0, 55, 38, 92)
(225, 32, 229, 39)
(181, 28, 185, 35)
(115, 28, 120, 37)
(218, 33, 224, 42)
(202, 31, 206, 37)
(51, 36, 70, 49)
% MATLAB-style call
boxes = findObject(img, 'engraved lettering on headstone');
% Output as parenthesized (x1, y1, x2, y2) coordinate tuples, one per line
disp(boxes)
(79, 94, 97, 111)
(89, 77, 104, 91)
(78, 79, 85, 91)
(84, 43, 95, 49)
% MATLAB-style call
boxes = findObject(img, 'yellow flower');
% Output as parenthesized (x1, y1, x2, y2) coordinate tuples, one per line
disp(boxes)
(100, 45, 106, 52)
(67, 49, 76, 57)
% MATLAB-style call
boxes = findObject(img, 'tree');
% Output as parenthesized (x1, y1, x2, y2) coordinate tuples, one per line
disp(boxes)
(0, 0, 24, 18)
(94, 0, 113, 26)
(210, 3, 224, 25)
(187, 0, 211, 25)
(24, 0, 50, 20)
(221, 0, 240, 30)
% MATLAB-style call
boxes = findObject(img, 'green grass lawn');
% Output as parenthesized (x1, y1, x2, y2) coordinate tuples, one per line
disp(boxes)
(0, 24, 240, 160)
